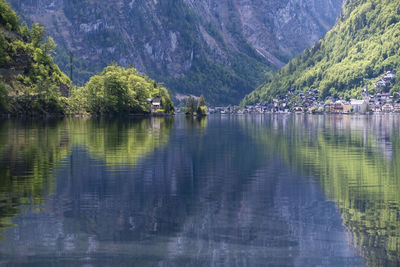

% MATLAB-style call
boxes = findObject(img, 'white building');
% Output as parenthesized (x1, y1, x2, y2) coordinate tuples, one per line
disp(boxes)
(151, 98, 161, 111)
(350, 99, 368, 113)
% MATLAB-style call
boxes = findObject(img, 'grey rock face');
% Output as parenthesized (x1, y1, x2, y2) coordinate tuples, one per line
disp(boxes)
(9, 0, 343, 104)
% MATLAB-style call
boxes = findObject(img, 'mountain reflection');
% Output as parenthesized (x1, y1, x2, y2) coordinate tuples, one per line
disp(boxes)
(245, 114, 400, 266)
(0, 116, 364, 266)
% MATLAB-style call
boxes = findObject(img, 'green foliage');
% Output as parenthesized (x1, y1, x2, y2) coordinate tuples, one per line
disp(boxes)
(196, 94, 207, 116)
(242, 0, 400, 105)
(74, 64, 174, 115)
(197, 106, 207, 116)
(184, 95, 207, 116)
(0, 0, 19, 31)
(198, 94, 206, 107)
(20, 22, 29, 42)
(162, 96, 174, 114)
(185, 96, 196, 115)
(0, 1, 71, 114)
(0, 81, 9, 112)
(8, 33, 71, 114)
(0, 33, 10, 66)
(30, 23, 45, 48)
(168, 53, 271, 105)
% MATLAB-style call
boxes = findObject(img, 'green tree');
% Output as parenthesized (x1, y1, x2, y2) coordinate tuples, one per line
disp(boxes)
(104, 71, 130, 113)
(196, 94, 207, 116)
(43, 37, 56, 55)
(185, 96, 195, 115)
(31, 23, 45, 48)
(162, 95, 174, 114)
(198, 94, 206, 107)
(80, 65, 174, 115)
(20, 22, 30, 42)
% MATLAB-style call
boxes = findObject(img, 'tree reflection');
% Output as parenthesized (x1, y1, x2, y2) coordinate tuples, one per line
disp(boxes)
(0, 117, 173, 237)
(246, 115, 400, 265)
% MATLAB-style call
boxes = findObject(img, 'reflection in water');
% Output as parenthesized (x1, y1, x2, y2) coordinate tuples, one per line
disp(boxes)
(0, 118, 173, 238)
(0, 120, 69, 234)
(246, 114, 400, 266)
(0, 115, 398, 265)
(69, 118, 173, 166)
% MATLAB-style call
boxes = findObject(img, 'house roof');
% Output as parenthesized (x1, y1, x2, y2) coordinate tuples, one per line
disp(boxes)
(350, 99, 365, 105)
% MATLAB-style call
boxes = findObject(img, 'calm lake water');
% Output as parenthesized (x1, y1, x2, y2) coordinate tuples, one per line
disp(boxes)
(0, 115, 399, 266)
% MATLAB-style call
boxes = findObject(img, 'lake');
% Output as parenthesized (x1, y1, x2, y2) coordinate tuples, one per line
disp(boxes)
(0, 115, 399, 266)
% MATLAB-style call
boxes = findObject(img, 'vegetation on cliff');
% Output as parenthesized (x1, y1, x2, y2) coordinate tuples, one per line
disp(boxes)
(1, 0, 71, 114)
(0, 0, 174, 115)
(242, 0, 400, 105)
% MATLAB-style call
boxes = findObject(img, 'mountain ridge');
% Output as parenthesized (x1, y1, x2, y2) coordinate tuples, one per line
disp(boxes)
(8, 0, 344, 104)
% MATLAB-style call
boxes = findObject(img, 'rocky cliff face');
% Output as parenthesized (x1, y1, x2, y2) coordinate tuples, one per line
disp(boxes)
(9, 0, 343, 104)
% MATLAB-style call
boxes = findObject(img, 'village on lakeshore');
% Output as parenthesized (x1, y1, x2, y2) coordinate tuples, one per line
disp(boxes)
(205, 71, 400, 115)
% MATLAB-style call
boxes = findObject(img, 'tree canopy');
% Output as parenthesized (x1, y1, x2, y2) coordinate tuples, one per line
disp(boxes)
(69, 65, 174, 115)
(185, 94, 207, 116)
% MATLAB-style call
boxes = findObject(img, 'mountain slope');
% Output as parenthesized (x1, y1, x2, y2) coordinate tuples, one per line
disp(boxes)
(242, 0, 400, 105)
(8, 0, 343, 104)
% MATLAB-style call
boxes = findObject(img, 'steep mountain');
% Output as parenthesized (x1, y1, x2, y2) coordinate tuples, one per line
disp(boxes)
(0, 0, 71, 114)
(242, 0, 400, 105)
(8, 0, 343, 104)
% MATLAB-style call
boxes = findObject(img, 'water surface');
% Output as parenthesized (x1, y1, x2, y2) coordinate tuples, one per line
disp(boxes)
(0, 115, 399, 266)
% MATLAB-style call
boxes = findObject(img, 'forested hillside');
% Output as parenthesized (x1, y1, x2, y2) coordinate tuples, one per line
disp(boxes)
(242, 0, 400, 105)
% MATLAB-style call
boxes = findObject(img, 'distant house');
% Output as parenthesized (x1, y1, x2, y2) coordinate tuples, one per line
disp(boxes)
(350, 99, 368, 113)
(294, 107, 303, 113)
(381, 92, 391, 101)
(330, 101, 344, 113)
(151, 98, 161, 111)
(343, 102, 351, 113)
(394, 104, 400, 113)
(384, 71, 396, 81)
(382, 103, 394, 113)
(376, 80, 386, 89)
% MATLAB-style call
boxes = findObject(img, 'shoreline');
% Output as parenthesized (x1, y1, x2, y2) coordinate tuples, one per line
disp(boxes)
(0, 113, 175, 119)
(2, 112, 399, 120)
